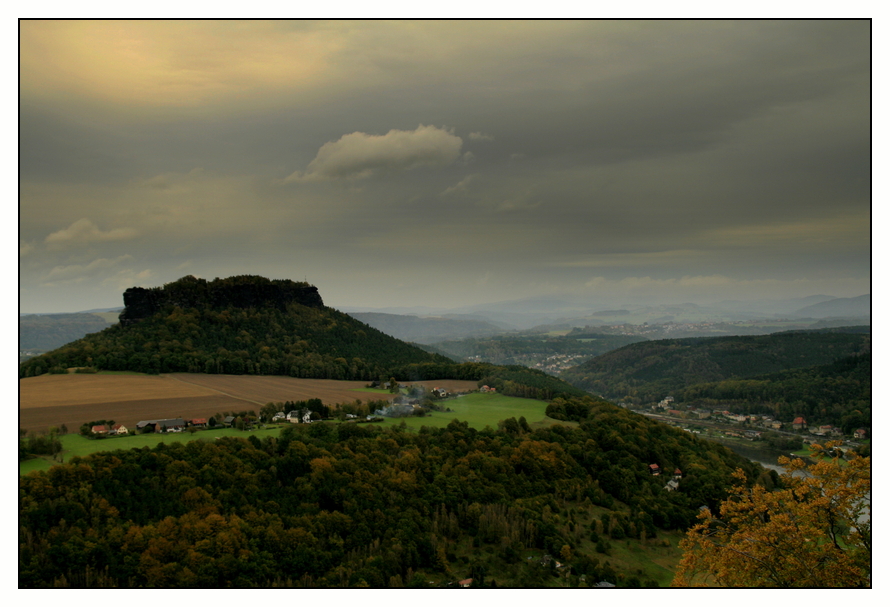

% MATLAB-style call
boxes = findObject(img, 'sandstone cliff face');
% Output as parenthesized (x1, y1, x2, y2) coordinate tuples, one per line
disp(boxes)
(118, 275, 324, 325)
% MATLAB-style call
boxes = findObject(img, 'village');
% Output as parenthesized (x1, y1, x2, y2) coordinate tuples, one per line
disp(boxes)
(633, 396, 869, 451)
(80, 383, 465, 439)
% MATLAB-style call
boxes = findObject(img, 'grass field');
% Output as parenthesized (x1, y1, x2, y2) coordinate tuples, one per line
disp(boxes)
(20, 392, 543, 475)
(377, 393, 549, 431)
(20, 426, 292, 475)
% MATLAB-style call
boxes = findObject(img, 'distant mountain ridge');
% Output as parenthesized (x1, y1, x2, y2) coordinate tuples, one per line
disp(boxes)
(561, 327, 871, 406)
(19, 313, 116, 352)
(789, 294, 870, 319)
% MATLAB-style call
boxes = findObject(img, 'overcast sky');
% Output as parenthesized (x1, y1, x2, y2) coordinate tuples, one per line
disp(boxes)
(18, 20, 871, 313)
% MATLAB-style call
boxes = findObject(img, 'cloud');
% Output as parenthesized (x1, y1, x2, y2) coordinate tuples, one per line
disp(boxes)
(43, 255, 135, 285)
(440, 174, 477, 197)
(285, 124, 463, 182)
(20, 241, 34, 257)
(551, 250, 707, 268)
(102, 268, 156, 292)
(135, 168, 205, 191)
(468, 132, 494, 141)
(45, 219, 138, 248)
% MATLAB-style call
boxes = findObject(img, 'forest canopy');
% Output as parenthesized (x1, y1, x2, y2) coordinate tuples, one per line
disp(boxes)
(560, 329, 871, 427)
(19, 396, 769, 588)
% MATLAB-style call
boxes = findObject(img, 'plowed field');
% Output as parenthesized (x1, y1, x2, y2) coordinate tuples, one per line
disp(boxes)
(19, 373, 479, 432)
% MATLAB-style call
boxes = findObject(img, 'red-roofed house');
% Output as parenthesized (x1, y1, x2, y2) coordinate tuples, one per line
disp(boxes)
(91, 425, 108, 434)
(854, 428, 867, 439)
(110, 424, 128, 435)
(459, 578, 473, 588)
(190, 418, 208, 428)
(792, 417, 807, 430)
(649, 464, 661, 476)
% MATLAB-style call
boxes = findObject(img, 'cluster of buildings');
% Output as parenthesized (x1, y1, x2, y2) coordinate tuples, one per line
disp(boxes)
(133, 418, 208, 432)
(648, 464, 684, 491)
(90, 423, 129, 435)
(532, 353, 587, 375)
(652, 401, 869, 441)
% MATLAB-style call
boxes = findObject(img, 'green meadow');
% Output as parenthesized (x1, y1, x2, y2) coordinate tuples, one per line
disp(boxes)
(20, 426, 289, 476)
(21, 393, 550, 475)
(377, 392, 549, 431)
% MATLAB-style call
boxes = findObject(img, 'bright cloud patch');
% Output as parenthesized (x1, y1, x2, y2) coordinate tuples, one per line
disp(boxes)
(43, 255, 135, 285)
(286, 124, 463, 182)
(45, 219, 138, 248)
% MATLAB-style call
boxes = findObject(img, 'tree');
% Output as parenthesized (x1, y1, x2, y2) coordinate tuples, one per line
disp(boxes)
(672, 443, 870, 587)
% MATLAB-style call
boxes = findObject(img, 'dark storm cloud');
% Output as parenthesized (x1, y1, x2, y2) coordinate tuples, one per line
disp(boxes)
(18, 20, 870, 312)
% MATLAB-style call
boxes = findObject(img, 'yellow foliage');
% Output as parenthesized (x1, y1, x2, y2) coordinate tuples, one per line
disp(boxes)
(672, 442, 870, 587)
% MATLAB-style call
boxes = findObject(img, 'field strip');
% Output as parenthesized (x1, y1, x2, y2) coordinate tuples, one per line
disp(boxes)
(166, 374, 267, 406)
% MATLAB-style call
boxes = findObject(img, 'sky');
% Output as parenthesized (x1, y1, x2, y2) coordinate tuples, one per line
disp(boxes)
(18, 19, 872, 314)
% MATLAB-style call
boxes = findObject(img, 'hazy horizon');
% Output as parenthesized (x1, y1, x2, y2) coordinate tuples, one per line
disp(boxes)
(19, 20, 870, 314)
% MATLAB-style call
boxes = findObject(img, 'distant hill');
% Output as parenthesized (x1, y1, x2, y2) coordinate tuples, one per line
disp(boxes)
(561, 327, 871, 406)
(789, 294, 870, 319)
(19, 313, 117, 351)
(347, 312, 507, 344)
(432, 333, 648, 369)
(19, 275, 452, 381)
(674, 352, 871, 430)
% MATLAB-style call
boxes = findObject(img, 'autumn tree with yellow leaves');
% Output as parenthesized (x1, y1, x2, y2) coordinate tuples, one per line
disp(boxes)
(672, 442, 870, 587)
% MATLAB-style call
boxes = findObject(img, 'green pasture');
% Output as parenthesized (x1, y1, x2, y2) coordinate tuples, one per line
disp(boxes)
(20, 425, 289, 476)
(377, 392, 548, 431)
(20, 393, 551, 475)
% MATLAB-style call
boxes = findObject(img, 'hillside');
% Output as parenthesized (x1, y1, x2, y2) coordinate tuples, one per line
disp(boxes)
(19, 395, 769, 588)
(674, 352, 871, 430)
(18, 276, 586, 401)
(789, 294, 870, 319)
(19, 275, 453, 381)
(560, 328, 871, 409)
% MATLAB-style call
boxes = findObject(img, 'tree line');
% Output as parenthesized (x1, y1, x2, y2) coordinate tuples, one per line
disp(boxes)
(560, 329, 871, 427)
(19, 396, 768, 588)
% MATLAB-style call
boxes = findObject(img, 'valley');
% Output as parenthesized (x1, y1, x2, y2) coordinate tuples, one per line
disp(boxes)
(18, 276, 871, 588)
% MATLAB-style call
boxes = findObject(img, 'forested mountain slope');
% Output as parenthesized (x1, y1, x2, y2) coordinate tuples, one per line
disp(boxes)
(18, 276, 587, 400)
(674, 352, 871, 430)
(19, 396, 769, 588)
(19, 276, 453, 381)
(560, 328, 870, 407)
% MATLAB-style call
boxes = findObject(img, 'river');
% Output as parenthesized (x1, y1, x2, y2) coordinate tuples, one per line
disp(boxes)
(714, 440, 801, 473)
(716, 438, 870, 524)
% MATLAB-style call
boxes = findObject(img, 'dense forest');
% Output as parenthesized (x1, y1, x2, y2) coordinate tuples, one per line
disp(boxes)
(560, 328, 870, 425)
(673, 353, 871, 431)
(19, 397, 771, 588)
